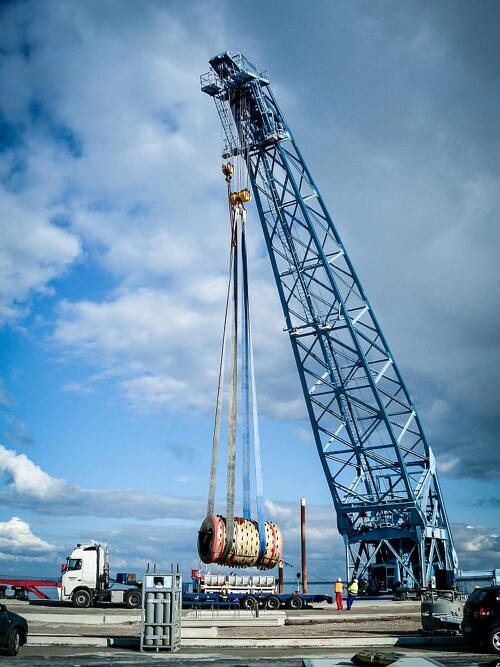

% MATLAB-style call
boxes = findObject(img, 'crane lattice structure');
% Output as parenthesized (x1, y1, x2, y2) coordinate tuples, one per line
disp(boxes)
(201, 52, 458, 589)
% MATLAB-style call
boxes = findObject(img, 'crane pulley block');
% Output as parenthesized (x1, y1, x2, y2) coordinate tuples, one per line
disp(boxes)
(221, 162, 234, 178)
(229, 189, 251, 206)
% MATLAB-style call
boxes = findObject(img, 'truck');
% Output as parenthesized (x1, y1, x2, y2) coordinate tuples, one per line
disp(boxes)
(183, 570, 332, 610)
(60, 543, 142, 608)
(61, 543, 332, 610)
(1, 543, 332, 610)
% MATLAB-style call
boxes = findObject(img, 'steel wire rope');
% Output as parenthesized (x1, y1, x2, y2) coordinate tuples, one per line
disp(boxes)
(223, 178, 239, 558)
(207, 152, 236, 513)
(206, 183, 237, 516)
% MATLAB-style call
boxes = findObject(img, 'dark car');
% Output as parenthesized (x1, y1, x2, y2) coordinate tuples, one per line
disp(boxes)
(0, 603, 28, 656)
(462, 585, 500, 653)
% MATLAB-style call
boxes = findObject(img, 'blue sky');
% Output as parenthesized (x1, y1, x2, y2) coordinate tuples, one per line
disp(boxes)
(0, 0, 499, 585)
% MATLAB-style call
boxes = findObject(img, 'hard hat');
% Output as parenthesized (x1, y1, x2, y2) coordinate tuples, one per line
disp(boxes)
(337, 577, 342, 582)
(353, 578, 358, 582)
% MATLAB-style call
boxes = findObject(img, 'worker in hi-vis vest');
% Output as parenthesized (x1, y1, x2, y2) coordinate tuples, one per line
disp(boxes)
(334, 577, 344, 610)
(347, 578, 358, 610)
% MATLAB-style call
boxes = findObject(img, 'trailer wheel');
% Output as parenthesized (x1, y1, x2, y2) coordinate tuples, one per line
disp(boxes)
(240, 595, 258, 610)
(265, 595, 280, 610)
(125, 589, 142, 609)
(72, 588, 92, 608)
(6, 629, 20, 656)
(286, 595, 303, 610)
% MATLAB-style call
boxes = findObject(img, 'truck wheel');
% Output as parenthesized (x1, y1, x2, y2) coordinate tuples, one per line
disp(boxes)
(6, 628, 20, 656)
(72, 589, 92, 608)
(240, 595, 258, 610)
(125, 590, 142, 609)
(286, 595, 303, 610)
(265, 595, 281, 610)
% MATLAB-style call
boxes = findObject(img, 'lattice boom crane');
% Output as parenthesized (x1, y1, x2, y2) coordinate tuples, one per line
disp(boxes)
(201, 52, 458, 590)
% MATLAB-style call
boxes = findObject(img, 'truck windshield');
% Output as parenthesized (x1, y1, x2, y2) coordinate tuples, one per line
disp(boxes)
(66, 558, 82, 571)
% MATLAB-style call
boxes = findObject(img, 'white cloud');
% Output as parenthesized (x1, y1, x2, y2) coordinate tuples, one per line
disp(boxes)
(55, 288, 206, 357)
(453, 522, 500, 571)
(265, 499, 294, 522)
(436, 454, 461, 476)
(0, 444, 67, 500)
(0, 445, 204, 521)
(121, 375, 187, 411)
(0, 517, 57, 556)
(0, 194, 82, 324)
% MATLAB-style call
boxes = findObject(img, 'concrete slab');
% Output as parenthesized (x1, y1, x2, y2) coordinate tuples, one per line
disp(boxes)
(28, 626, 217, 646)
(23, 612, 140, 624)
(29, 635, 109, 647)
(183, 609, 287, 621)
(24, 609, 285, 627)
(183, 637, 401, 648)
(27, 631, 466, 649)
(184, 615, 285, 627)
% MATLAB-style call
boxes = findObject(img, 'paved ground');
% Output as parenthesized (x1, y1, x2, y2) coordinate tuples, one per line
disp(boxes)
(3, 597, 499, 666)
(8, 648, 500, 666)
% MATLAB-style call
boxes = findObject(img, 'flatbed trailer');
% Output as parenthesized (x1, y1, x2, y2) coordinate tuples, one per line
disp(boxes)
(183, 590, 331, 610)
(188, 571, 332, 610)
(0, 576, 61, 600)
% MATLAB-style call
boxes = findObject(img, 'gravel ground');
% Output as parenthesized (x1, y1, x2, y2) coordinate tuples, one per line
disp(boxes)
(219, 614, 421, 638)
(27, 608, 422, 639)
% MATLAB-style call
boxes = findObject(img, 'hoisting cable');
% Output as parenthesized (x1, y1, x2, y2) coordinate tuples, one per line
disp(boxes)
(198, 159, 283, 570)
(241, 208, 251, 520)
(206, 234, 234, 517)
(241, 215, 266, 555)
(223, 200, 238, 557)
(206, 163, 237, 518)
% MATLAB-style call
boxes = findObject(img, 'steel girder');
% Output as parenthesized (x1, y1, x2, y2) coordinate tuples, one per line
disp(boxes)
(201, 53, 458, 587)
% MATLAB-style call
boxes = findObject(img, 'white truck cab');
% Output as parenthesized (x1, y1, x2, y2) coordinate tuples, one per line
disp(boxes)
(61, 543, 141, 608)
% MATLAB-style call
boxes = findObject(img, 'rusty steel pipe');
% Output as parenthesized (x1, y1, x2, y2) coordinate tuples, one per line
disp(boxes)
(300, 498, 307, 594)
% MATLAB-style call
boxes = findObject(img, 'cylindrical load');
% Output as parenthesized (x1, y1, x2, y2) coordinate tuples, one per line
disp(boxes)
(197, 514, 283, 570)
(198, 514, 226, 563)
(256, 520, 282, 569)
(227, 516, 260, 567)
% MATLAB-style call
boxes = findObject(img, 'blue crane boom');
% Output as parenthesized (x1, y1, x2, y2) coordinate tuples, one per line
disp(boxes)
(201, 52, 458, 589)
